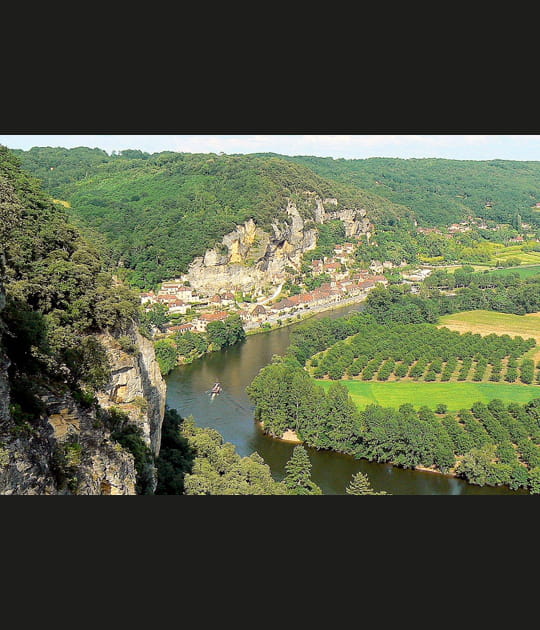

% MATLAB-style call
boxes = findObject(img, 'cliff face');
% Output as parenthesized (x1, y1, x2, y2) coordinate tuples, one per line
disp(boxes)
(182, 194, 373, 294)
(0, 273, 9, 427)
(0, 323, 166, 495)
(0, 392, 137, 495)
(96, 327, 166, 456)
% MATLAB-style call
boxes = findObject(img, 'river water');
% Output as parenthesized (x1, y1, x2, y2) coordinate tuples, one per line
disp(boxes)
(166, 304, 525, 495)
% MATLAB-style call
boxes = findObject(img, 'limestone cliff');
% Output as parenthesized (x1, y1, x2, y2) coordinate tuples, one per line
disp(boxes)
(182, 193, 372, 294)
(0, 320, 166, 495)
(96, 327, 166, 456)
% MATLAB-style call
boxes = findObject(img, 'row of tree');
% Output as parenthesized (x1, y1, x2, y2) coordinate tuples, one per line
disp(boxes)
(155, 408, 384, 495)
(246, 357, 540, 492)
(309, 321, 535, 382)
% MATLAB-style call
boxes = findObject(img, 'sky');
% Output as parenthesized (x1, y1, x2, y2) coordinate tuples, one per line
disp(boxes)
(2, 134, 540, 161)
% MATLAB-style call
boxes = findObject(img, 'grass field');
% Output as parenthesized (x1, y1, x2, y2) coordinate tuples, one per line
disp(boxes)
(439, 310, 540, 363)
(315, 379, 540, 412)
(488, 264, 540, 279)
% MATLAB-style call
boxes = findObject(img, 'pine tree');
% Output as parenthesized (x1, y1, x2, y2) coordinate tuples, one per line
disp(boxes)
(346, 472, 388, 495)
(284, 446, 322, 495)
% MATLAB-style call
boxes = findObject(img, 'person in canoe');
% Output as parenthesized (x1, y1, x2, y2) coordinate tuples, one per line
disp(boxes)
(210, 382, 222, 396)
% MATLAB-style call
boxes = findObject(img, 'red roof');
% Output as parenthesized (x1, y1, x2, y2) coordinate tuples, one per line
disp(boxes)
(168, 323, 194, 332)
(200, 311, 229, 321)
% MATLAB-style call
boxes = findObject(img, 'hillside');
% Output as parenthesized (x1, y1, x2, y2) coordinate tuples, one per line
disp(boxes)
(0, 146, 167, 494)
(267, 154, 540, 228)
(15, 148, 413, 288)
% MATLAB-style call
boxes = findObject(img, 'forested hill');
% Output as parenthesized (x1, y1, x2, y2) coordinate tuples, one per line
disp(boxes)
(259, 154, 540, 228)
(14, 148, 412, 287)
(0, 146, 140, 426)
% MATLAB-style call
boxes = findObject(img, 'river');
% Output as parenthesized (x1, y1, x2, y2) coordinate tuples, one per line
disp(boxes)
(166, 303, 525, 495)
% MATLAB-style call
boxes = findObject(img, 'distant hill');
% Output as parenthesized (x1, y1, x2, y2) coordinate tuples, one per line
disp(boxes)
(14, 148, 412, 287)
(258, 154, 540, 228)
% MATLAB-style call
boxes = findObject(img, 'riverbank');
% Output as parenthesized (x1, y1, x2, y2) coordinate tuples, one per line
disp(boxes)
(246, 293, 368, 336)
(166, 300, 524, 494)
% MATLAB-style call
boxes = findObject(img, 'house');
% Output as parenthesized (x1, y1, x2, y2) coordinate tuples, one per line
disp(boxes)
(311, 260, 323, 275)
(168, 299, 189, 315)
(167, 323, 195, 334)
(140, 291, 155, 304)
(323, 262, 342, 274)
(270, 298, 295, 313)
(157, 294, 179, 305)
(343, 243, 355, 254)
(221, 292, 235, 306)
(535, 203, 540, 208)
(210, 294, 222, 306)
(160, 282, 184, 295)
(192, 311, 229, 332)
(250, 304, 267, 322)
(369, 260, 384, 273)
(509, 235, 524, 242)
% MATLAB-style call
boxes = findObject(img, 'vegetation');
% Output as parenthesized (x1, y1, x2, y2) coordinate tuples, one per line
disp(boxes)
(279, 154, 540, 228)
(15, 148, 410, 288)
(346, 472, 388, 495)
(316, 380, 540, 413)
(283, 445, 322, 495)
(309, 320, 536, 385)
(155, 315, 245, 376)
(0, 146, 140, 425)
(247, 357, 540, 492)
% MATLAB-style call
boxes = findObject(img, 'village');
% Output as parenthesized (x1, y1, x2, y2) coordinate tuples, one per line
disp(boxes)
(139, 240, 392, 337)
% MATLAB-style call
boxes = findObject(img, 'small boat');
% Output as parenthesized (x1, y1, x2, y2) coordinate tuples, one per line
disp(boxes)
(209, 382, 223, 397)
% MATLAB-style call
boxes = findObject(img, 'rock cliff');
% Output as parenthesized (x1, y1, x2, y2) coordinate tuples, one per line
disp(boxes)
(96, 327, 166, 456)
(182, 193, 373, 294)
(0, 320, 166, 495)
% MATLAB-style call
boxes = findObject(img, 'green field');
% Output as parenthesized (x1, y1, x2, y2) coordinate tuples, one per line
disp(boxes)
(315, 379, 540, 412)
(489, 264, 540, 279)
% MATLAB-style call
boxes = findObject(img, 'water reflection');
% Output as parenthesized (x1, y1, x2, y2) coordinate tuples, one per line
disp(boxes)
(166, 305, 526, 495)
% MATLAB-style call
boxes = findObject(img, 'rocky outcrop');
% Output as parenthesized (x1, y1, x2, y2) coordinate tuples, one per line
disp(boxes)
(0, 320, 166, 495)
(182, 194, 368, 294)
(0, 391, 137, 495)
(96, 327, 166, 456)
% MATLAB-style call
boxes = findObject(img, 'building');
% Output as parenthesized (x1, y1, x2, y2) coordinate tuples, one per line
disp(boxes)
(270, 298, 295, 314)
(140, 291, 155, 304)
(168, 299, 189, 314)
(323, 262, 342, 274)
(192, 311, 229, 332)
(157, 294, 179, 305)
(167, 323, 195, 334)
(160, 282, 185, 295)
(250, 304, 267, 322)
(221, 292, 235, 306)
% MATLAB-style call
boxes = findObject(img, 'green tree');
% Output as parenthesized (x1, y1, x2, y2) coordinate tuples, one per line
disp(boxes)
(283, 446, 322, 495)
(154, 339, 178, 375)
(346, 472, 388, 495)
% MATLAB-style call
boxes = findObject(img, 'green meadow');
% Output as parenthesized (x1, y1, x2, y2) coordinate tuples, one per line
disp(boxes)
(489, 264, 540, 279)
(315, 379, 540, 412)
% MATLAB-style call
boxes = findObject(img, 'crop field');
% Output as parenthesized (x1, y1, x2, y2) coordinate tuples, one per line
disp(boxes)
(439, 310, 540, 362)
(309, 320, 538, 385)
(315, 380, 540, 412)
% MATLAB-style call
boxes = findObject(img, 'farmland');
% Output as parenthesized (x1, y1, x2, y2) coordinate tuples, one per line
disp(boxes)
(315, 380, 540, 412)
(439, 310, 540, 363)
